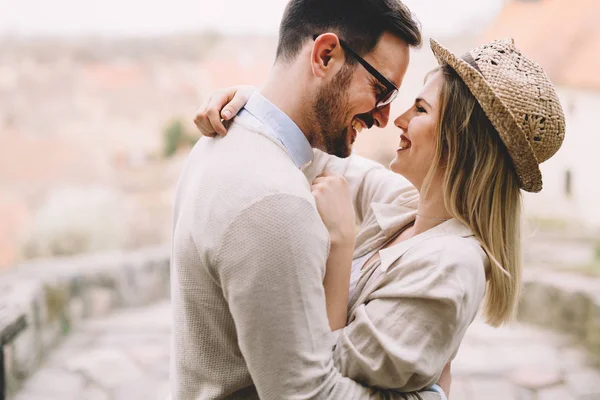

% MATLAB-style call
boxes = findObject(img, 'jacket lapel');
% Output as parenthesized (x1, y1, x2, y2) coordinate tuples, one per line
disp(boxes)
(371, 202, 417, 239)
(379, 218, 475, 272)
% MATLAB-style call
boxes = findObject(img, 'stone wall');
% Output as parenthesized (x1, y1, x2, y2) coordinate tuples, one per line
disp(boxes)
(3, 248, 599, 396)
(518, 269, 600, 365)
(0, 247, 169, 396)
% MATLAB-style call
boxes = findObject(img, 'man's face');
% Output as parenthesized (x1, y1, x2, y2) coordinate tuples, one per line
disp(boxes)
(312, 32, 410, 158)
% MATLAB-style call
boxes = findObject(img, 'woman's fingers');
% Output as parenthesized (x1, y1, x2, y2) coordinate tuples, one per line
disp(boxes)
(311, 171, 334, 185)
(194, 86, 256, 137)
(194, 88, 236, 137)
(221, 86, 254, 120)
(206, 88, 237, 136)
(194, 97, 223, 137)
(206, 105, 227, 136)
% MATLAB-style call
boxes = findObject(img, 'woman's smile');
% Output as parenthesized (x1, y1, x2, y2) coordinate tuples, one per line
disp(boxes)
(398, 134, 412, 151)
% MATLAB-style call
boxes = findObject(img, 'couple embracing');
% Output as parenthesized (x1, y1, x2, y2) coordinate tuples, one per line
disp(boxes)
(169, 0, 565, 399)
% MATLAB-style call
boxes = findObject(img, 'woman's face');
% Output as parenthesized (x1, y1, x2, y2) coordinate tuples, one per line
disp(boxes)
(389, 70, 443, 190)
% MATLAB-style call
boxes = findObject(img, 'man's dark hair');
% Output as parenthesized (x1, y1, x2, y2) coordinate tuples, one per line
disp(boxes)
(275, 0, 422, 63)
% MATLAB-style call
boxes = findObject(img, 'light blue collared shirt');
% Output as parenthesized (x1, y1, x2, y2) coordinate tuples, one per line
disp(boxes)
(238, 91, 313, 169)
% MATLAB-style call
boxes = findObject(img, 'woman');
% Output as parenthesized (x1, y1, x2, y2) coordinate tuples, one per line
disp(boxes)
(194, 38, 565, 393)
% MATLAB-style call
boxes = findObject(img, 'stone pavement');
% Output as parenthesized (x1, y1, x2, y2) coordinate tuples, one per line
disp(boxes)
(11, 301, 600, 400)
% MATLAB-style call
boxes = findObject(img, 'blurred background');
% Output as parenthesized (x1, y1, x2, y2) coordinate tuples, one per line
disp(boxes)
(1, 0, 599, 271)
(1, 0, 600, 399)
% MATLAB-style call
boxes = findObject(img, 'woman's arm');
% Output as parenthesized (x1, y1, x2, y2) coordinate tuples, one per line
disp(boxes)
(323, 241, 355, 330)
(311, 173, 356, 330)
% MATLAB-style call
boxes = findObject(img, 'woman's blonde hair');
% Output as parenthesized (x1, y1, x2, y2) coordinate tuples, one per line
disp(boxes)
(424, 64, 522, 326)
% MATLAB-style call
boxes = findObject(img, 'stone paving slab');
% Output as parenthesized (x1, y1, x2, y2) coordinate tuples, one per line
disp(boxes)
(10, 301, 600, 400)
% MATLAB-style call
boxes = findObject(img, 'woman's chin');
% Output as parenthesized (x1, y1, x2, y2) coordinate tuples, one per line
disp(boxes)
(389, 160, 420, 188)
(389, 157, 404, 174)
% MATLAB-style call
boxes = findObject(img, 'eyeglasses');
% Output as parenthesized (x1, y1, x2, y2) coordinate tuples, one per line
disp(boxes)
(313, 34, 399, 109)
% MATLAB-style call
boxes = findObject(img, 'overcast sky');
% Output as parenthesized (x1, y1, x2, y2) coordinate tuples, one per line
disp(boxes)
(0, 0, 504, 37)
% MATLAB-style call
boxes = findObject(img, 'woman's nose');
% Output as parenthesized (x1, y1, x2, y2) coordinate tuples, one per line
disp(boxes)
(394, 109, 411, 131)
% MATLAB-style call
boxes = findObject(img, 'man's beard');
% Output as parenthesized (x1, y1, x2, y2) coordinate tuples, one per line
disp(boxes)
(312, 66, 354, 158)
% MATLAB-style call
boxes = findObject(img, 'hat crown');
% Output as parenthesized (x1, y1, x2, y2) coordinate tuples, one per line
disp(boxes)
(470, 39, 566, 164)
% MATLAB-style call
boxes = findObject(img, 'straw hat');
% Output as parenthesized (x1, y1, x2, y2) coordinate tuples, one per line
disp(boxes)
(430, 38, 566, 193)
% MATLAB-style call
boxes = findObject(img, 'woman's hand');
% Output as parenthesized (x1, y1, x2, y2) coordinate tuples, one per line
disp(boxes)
(311, 173, 356, 248)
(194, 85, 256, 137)
(311, 173, 356, 330)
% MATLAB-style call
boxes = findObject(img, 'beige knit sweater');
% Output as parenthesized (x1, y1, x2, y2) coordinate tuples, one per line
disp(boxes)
(169, 113, 443, 400)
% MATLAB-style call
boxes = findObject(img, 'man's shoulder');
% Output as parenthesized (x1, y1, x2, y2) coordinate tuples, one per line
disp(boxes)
(207, 127, 311, 192)
(182, 136, 313, 215)
(198, 122, 301, 171)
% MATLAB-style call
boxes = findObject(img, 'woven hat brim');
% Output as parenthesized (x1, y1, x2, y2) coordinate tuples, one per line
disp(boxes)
(429, 38, 542, 193)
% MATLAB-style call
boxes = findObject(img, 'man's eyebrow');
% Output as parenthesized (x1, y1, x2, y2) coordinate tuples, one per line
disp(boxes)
(372, 79, 386, 92)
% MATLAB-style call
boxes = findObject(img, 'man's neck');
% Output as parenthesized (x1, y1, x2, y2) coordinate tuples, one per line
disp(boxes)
(260, 63, 314, 146)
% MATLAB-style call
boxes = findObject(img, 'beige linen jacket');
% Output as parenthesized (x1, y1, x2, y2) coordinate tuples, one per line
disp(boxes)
(305, 149, 488, 392)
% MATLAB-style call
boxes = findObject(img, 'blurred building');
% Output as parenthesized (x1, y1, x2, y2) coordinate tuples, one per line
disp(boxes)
(0, 36, 209, 268)
(485, 0, 600, 231)
(2, 0, 598, 269)
(0, 34, 280, 269)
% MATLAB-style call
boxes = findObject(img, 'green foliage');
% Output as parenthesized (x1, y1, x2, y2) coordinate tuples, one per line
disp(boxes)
(163, 119, 184, 158)
(162, 119, 196, 158)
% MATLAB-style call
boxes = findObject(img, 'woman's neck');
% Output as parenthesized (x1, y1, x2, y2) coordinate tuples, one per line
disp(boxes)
(413, 182, 452, 235)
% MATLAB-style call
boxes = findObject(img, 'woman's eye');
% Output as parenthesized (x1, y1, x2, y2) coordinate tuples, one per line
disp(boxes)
(415, 105, 426, 113)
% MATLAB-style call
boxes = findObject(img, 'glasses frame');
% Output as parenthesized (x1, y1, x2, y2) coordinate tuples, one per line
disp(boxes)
(313, 34, 398, 108)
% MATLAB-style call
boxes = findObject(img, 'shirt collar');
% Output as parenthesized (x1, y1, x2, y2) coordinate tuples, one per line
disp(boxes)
(241, 91, 313, 169)
(370, 202, 475, 272)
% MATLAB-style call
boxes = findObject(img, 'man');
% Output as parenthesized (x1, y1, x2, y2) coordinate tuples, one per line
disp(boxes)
(170, 0, 447, 398)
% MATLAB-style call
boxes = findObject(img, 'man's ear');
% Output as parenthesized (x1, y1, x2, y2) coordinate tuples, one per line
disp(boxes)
(310, 33, 345, 78)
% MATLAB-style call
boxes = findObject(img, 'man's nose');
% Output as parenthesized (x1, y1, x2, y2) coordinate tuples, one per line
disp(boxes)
(372, 104, 391, 128)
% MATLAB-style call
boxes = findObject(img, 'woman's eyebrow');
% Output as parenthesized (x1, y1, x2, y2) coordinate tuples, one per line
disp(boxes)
(416, 97, 432, 108)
